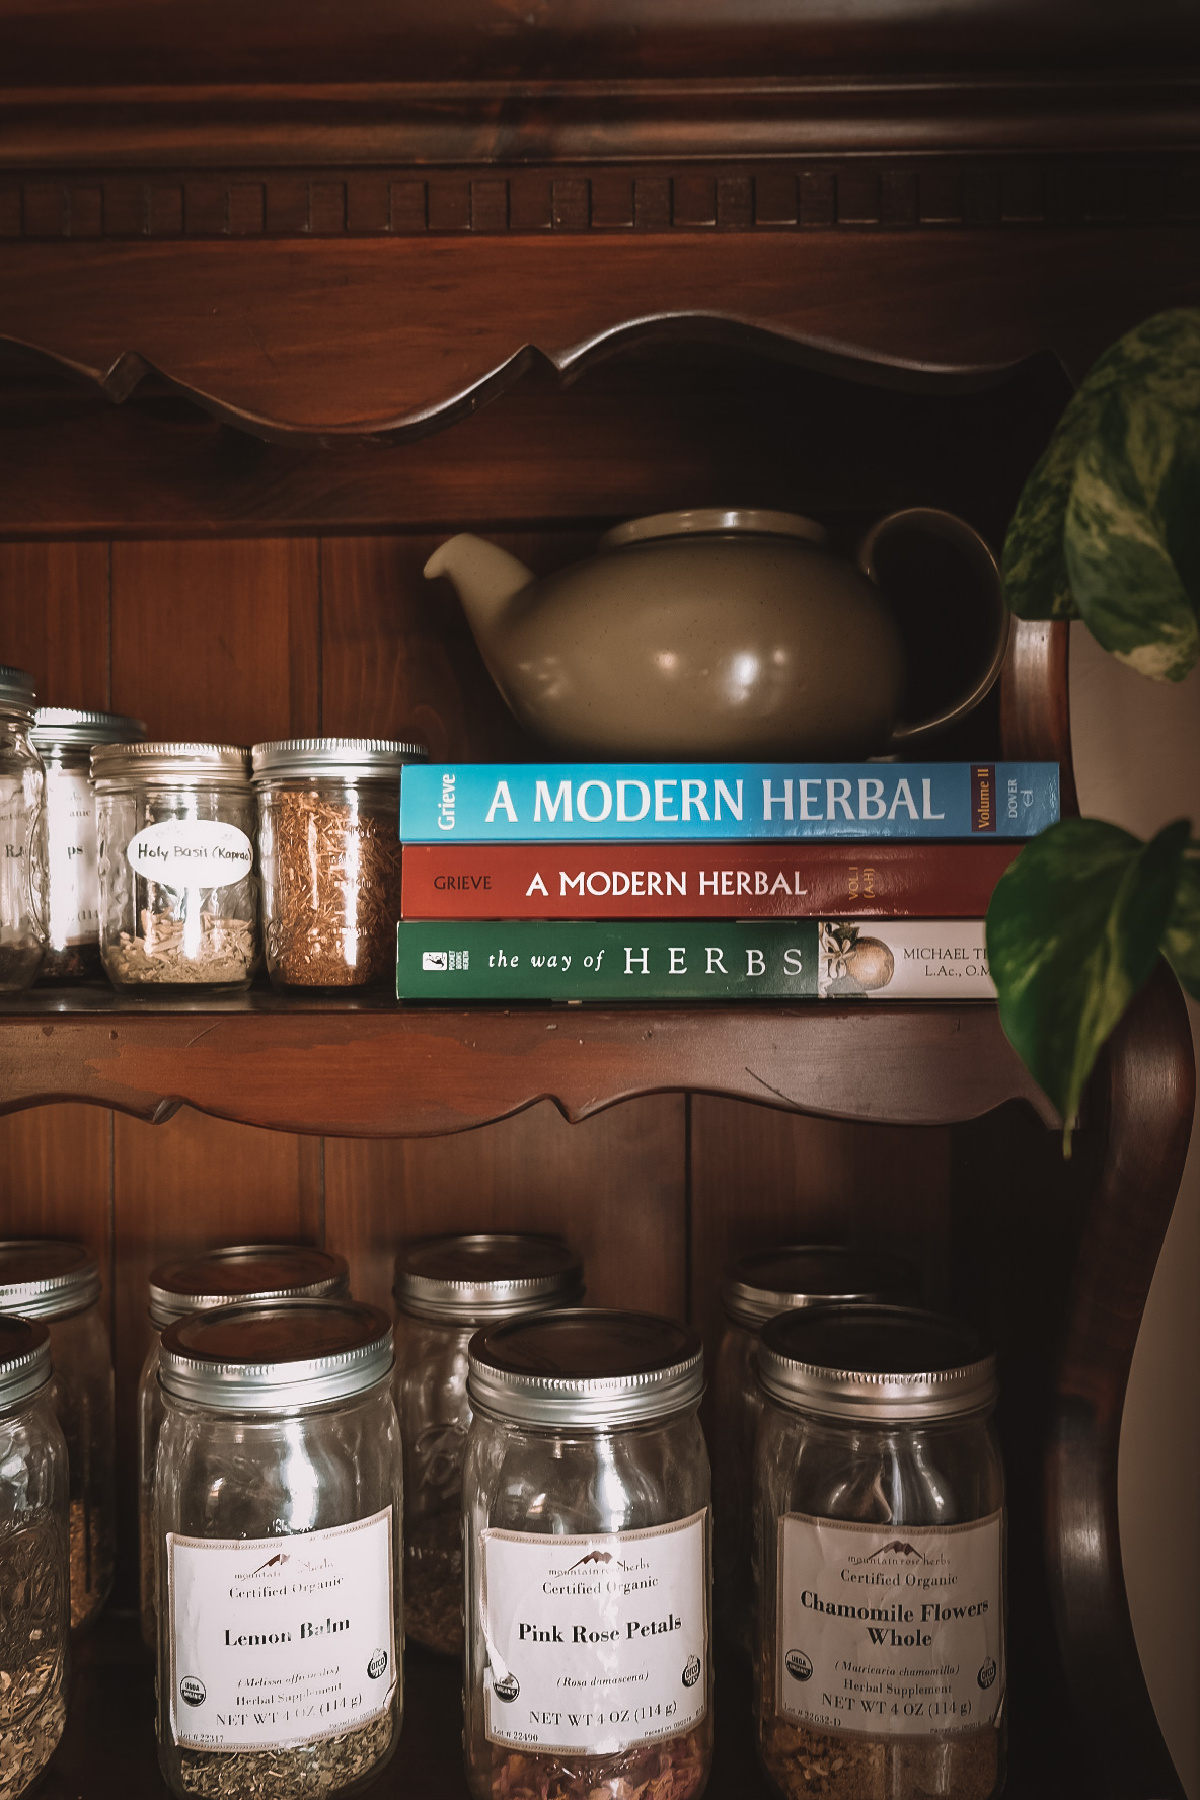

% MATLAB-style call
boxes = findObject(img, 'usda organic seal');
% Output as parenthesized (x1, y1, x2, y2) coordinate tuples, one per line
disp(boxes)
(179, 1676, 206, 1707)
(784, 1649, 813, 1682)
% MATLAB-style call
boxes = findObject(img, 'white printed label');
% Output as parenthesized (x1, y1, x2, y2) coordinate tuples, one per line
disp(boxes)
(777, 1511, 1004, 1738)
(481, 1511, 708, 1756)
(128, 819, 253, 891)
(46, 769, 97, 947)
(168, 1509, 396, 1752)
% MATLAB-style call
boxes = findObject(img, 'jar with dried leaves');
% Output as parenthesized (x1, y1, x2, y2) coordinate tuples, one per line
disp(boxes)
(136, 1243, 350, 1650)
(155, 1297, 404, 1800)
(0, 1313, 70, 1800)
(464, 1310, 713, 1800)
(0, 1241, 115, 1634)
(393, 1234, 583, 1657)
(93, 743, 259, 990)
(755, 1306, 1006, 1800)
(0, 667, 46, 996)
(253, 738, 426, 990)
(715, 1246, 918, 1660)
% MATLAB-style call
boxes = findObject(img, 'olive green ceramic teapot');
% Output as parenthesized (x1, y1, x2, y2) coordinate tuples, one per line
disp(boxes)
(425, 507, 1008, 759)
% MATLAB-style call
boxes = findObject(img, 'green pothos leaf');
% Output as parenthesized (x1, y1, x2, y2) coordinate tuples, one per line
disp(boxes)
(1164, 849, 1200, 1000)
(986, 816, 1193, 1148)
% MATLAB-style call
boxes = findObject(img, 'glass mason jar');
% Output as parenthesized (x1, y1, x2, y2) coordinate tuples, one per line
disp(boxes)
(32, 707, 145, 982)
(0, 1314, 70, 1799)
(464, 1309, 713, 1800)
(92, 742, 259, 990)
(393, 1233, 583, 1658)
(715, 1246, 919, 1659)
(252, 738, 427, 990)
(0, 666, 46, 996)
(155, 1297, 404, 1800)
(0, 1240, 115, 1633)
(137, 1243, 351, 1651)
(754, 1306, 1006, 1800)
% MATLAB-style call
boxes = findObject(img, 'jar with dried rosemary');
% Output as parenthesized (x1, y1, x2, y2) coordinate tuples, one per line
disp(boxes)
(0, 1241, 115, 1634)
(755, 1306, 1006, 1800)
(155, 1298, 403, 1800)
(252, 738, 426, 990)
(0, 1313, 70, 1800)
(137, 1243, 350, 1651)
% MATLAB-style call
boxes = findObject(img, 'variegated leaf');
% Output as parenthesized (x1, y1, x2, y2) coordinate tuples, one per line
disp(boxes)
(1164, 850, 1200, 1000)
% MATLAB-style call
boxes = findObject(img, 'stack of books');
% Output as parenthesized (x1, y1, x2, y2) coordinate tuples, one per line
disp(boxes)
(394, 761, 1059, 1002)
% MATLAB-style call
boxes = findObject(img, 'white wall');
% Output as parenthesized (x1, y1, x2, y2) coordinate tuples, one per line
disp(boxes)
(1069, 624, 1200, 1797)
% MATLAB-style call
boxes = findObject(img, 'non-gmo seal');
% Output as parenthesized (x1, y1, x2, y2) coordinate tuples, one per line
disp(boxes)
(179, 1676, 207, 1707)
(368, 1649, 389, 1680)
(785, 1649, 814, 1682)
(493, 1671, 520, 1704)
(978, 1656, 997, 1690)
(682, 1654, 701, 1688)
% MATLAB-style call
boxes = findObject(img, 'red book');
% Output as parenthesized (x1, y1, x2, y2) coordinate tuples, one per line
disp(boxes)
(400, 841, 1020, 920)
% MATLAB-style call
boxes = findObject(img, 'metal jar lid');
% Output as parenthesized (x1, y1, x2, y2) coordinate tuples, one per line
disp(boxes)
(722, 1244, 920, 1330)
(33, 707, 147, 751)
(758, 1304, 997, 1424)
(468, 1307, 703, 1429)
(148, 1243, 351, 1331)
(251, 738, 429, 782)
(0, 1316, 52, 1411)
(0, 666, 36, 712)
(91, 742, 251, 788)
(159, 1297, 393, 1413)
(395, 1233, 583, 1325)
(0, 1240, 102, 1320)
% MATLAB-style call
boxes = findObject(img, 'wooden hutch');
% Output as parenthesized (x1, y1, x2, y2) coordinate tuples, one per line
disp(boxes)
(0, 4, 1196, 1795)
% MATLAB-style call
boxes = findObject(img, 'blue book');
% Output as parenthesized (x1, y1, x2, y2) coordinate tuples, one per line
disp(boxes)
(398, 762, 1058, 843)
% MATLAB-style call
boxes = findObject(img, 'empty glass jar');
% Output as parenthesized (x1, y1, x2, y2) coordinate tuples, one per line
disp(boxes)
(464, 1309, 713, 1800)
(0, 667, 46, 995)
(32, 706, 145, 982)
(93, 742, 258, 989)
(0, 1314, 70, 1800)
(253, 738, 426, 990)
(137, 1242, 351, 1649)
(393, 1233, 583, 1656)
(155, 1297, 403, 1800)
(755, 1305, 1006, 1800)
(716, 1245, 919, 1658)
(0, 1241, 115, 1633)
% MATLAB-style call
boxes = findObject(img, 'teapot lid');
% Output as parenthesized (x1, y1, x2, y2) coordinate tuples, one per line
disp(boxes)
(601, 508, 828, 549)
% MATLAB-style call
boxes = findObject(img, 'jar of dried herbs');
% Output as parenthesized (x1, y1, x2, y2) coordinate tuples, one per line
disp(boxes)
(0, 1313, 70, 1800)
(755, 1305, 1005, 1800)
(92, 743, 258, 990)
(0, 1240, 115, 1634)
(716, 1246, 918, 1660)
(32, 707, 145, 983)
(394, 1233, 582, 1658)
(0, 667, 46, 996)
(137, 1243, 351, 1651)
(155, 1297, 403, 1800)
(252, 738, 426, 989)
(464, 1309, 712, 1800)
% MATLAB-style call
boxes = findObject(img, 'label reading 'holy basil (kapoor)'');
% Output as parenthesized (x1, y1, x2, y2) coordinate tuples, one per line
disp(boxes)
(481, 1510, 708, 1756)
(777, 1511, 1004, 1738)
(168, 1510, 395, 1752)
(127, 819, 254, 891)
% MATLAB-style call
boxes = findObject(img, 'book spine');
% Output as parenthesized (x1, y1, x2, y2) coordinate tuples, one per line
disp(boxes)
(397, 920, 995, 1001)
(398, 762, 1059, 843)
(400, 841, 1019, 920)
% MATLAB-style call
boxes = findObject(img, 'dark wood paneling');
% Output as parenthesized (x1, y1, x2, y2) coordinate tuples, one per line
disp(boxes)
(0, 1103, 112, 1283)
(324, 1095, 686, 1320)
(0, 539, 108, 705)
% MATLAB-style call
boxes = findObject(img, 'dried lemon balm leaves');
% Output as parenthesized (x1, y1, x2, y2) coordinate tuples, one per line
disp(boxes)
(179, 1710, 395, 1799)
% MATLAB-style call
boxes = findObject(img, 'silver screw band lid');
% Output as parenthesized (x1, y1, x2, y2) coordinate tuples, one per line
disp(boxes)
(0, 666, 36, 714)
(0, 1316, 52, 1411)
(33, 707, 146, 751)
(758, 1304, 997, 1424)
(91, 741, 250, 788)
(395, 1233, 583, 1325)
(722, 1244, 920, 1330)
(252, 737, 428, 782)
(148, 1243, 350, 1330)
(0, 1240, 102, 1320)
(468, 1307, 703, 1429)
(159, 1297, 393, 1413)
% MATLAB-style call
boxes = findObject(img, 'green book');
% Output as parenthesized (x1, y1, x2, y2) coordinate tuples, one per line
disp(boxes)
(396, 919, 993, 1002)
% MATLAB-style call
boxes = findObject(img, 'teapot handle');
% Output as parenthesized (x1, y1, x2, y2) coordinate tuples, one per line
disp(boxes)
(857, 507, 1009, 751)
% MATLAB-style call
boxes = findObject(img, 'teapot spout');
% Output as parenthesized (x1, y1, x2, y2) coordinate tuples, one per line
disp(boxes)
(424, 534, 534, 640)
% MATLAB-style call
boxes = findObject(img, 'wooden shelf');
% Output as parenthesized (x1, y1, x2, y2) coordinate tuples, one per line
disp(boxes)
(0, 986, 1056, 1137)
